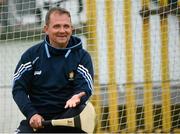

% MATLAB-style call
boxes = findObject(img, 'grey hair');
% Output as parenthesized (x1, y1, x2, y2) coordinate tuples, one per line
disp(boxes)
(45, 7, 71, 25)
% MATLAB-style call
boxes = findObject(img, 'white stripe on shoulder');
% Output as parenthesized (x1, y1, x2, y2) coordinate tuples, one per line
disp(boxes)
(14, 62, 32, 81)
(14, 62, 31, 77)
(77, 64, 93, 93)
(78, 64, 93, 82)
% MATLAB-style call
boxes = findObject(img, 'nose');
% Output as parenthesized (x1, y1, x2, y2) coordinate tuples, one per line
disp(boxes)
(59, 27, 65, 33)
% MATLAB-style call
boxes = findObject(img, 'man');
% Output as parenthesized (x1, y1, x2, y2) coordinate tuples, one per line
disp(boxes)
(12, 7, 94, 133)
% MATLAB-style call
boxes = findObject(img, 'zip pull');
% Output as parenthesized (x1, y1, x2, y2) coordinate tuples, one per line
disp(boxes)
(65, 49, 71, 58)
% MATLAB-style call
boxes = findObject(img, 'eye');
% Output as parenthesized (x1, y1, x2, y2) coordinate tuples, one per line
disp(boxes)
(53, 25, 60, 29)
(64, 24, 70, 29)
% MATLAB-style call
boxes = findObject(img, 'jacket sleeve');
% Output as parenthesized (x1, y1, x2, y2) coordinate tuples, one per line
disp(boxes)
(12, 52, 38, 120)
(74, 51, 94, 103)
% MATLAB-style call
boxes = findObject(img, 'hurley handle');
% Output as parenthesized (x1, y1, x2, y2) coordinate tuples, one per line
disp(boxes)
(42, 120, 52, 126)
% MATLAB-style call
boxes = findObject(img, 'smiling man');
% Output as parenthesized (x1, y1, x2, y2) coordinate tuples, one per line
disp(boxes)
(12, 7, 94, 133)
(44, 8, 73, 48)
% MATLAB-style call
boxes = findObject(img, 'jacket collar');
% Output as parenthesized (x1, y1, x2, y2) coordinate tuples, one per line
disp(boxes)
(44, 35, 82, 58)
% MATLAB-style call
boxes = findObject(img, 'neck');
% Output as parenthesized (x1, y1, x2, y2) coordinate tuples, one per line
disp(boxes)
(51, 43, 68, 49)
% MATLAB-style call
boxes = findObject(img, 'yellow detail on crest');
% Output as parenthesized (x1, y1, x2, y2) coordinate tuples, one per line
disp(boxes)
(69, 71, 74, 80)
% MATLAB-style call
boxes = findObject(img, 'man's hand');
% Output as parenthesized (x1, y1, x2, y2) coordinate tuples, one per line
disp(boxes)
(29, 114, 44, 129)
(64, 92, 86, 109)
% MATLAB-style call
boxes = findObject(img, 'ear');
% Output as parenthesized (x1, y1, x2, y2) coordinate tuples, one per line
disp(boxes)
(72, 25, 75, 33)
(43, 25, 48, 34)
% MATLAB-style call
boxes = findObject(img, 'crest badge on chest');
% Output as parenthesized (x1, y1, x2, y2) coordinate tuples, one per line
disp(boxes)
(68, 71, 75, 81)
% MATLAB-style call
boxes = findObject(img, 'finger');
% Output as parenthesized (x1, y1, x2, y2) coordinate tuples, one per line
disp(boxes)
(69, 103, 73, 108)
(40, 118, 45, 128)
(64, 102, 69, 109)
(79, 92, 86, 98)
(30, 122, 37, 129)
(34, 121, 40, 129)
(30, 120, 35, 128)
(72, 102, 77, 107)
(31, 120, 41, 129)
(38, 122, 44, 128)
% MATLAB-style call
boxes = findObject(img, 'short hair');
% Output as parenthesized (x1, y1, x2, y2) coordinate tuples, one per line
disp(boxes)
(45, 7, 71, 25)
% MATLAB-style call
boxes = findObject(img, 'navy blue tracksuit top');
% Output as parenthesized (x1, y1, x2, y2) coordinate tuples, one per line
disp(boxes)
(12, 35, 94, 120)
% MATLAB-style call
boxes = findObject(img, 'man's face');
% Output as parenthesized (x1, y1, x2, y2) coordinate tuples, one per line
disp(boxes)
(44, 12, 73, 48)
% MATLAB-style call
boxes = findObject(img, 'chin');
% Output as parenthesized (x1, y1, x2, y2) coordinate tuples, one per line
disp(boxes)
(57, 42, 67, 47)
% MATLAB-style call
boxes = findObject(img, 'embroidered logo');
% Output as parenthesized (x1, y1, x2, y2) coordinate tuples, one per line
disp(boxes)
(68, 71, 74, 81)
(34, 70, 42, 75)
(67, 120, 73, 125)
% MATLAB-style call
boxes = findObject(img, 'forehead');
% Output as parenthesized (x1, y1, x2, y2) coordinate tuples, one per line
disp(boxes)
(49, 12, 71, 23)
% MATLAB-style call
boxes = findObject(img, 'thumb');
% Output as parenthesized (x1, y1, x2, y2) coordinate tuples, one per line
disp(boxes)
(78, 92, 86, 98)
